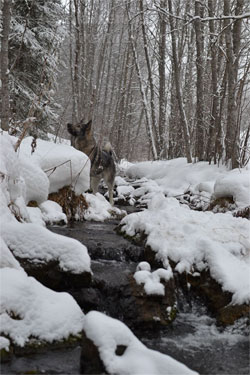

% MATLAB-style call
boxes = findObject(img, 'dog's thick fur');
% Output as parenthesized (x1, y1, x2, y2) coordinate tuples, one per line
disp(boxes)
(67, 119, 116, 205)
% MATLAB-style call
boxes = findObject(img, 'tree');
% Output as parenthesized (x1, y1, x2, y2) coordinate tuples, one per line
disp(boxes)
(0, 0, 12, 131)
(167, 0, 192, 163)
(9, 0, 64, 136)
(224, 0, 244, 168)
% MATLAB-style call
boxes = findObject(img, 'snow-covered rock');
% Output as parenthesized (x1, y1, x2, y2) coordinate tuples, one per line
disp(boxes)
(0, 237, 21, 270)
(19, 137, 90, 195)
(1, 221, 91, 274)
(213, 169, 250, 208)
(81, 311, 198, 375)
(0, 268, 84, 347)
(134, 266, 173, 296)
(121, 195, 250, 304)
(84, 193, 126, 221)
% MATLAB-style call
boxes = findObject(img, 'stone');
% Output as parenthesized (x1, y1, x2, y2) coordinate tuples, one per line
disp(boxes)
(17, 257, 92, 291)
(80, 332, 107, 374)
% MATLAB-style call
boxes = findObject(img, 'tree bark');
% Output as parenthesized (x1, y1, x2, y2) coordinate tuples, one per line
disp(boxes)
(0, 0, 11, 131)
(167, 0, 192, 163)
(224, 0, 243, 169)
(158, 0, 167, 157)
(126, 3, 158, 160)
(194, 0, 205, 161)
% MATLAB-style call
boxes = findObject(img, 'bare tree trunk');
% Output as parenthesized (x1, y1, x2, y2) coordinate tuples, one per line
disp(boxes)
(69, 0, 77, 126)
(206, 0, 220, 163)
(139, 0, 159, 155)
(0, 0, 11, 131)
(224, 0, 243, 169)
(194, 0, 205, 161)
(167, 0, 192, 163)
(158, 0, 167, 157)
(126, 3, 158, 160)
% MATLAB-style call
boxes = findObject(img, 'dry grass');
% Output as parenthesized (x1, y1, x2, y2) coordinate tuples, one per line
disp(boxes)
(208, 196, 235, 213)
(233, 206, 250, 219)
(48, 186, 88, 221)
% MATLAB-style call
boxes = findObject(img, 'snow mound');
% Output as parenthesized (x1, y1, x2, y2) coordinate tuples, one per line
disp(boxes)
(84, 193, 126, 221)
(84, 311, 198, 375)
(19, 155, 49, 204)
(0, 268, 84, 347)
(121, 195, 250, 304)
(19, 137, 90, 195)
(0, 237, 21, 270)
(126, 159, 227, 197)
(39, 200, 67, 224)
(213, 169, 250, 208)
(0, 336, 10, 352)
(1, 222, 91, 274)
(134, 266, 173, 296)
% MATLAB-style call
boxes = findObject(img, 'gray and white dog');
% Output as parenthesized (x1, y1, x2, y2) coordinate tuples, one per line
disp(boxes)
(67, 119, 116, 205)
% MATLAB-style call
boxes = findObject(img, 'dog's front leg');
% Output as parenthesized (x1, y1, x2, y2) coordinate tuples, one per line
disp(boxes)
(90, 175, 101, 195)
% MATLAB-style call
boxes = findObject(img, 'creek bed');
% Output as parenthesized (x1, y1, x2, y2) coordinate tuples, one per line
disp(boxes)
(2, 217, 249, 375)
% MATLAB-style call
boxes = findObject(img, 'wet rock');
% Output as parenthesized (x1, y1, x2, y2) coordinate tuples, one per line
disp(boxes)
(217, 304, 250, 326)
(0, 347, 13, 363)
(49, 221, 145, 263)
(123, 274, 177, 328)
(187, 270, 249, 325)
(1, 346, 81, 374)
(12, 335, 82, 357)
(17, 257, 92, 291)
(72, 260, 177, 329)
(81, 332, 107, 374)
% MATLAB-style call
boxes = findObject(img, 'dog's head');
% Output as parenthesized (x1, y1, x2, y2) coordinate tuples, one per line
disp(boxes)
(67, 119, 92, 137)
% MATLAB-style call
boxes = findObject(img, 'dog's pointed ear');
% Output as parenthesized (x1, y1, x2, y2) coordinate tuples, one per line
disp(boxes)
(67, 123, 76, 136)
(85, 119, 92, 129)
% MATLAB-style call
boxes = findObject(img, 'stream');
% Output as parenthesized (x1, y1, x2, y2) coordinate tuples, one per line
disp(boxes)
(2, 212, 249, 375)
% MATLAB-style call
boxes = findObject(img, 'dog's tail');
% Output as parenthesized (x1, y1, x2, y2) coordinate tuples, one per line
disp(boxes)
(103, 142, 113, 155)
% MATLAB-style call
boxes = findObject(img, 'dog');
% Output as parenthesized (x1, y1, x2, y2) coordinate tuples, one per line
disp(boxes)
(67, 119, 116, 205)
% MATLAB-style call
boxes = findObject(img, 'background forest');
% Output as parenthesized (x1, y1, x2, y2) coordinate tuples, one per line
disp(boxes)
(1, 0, 250, 167)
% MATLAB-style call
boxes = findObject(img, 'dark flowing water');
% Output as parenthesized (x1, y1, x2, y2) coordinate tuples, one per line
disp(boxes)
(2, 218, 249, 375)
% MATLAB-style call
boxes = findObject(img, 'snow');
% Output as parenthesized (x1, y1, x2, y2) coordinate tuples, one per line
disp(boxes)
(19, 155, 50, 205)
(0, 268, 84, 347)
(213, 169, 250, 208)
(126, 158, 250, 208)
(121, 194, 250, 304)
(19, 136, 90, 195)
(117, 185, 135, 197)
(134, 263, 173, 296)
(84, 311, 198, 375)
(0, 237, 21, 270)
(1, 128, 249, 368)
(1, 221, 91, 274)
(84, 192, 126, 221)
(39, 200, 67, 225)
(0, 336, 10, 352)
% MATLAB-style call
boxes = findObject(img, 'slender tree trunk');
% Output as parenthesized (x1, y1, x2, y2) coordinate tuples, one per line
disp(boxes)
(0, 0, 11, 131)
(206, 0, 220, 163)
(158, 0, 167, 157)
(126, 3, 158, 160)
(69, 0, 77, 126)
(194, 0, 205, 161)
(168, 0, 192, 163)
(139, 0, 159, 155)
(224, 0, 243, 169)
